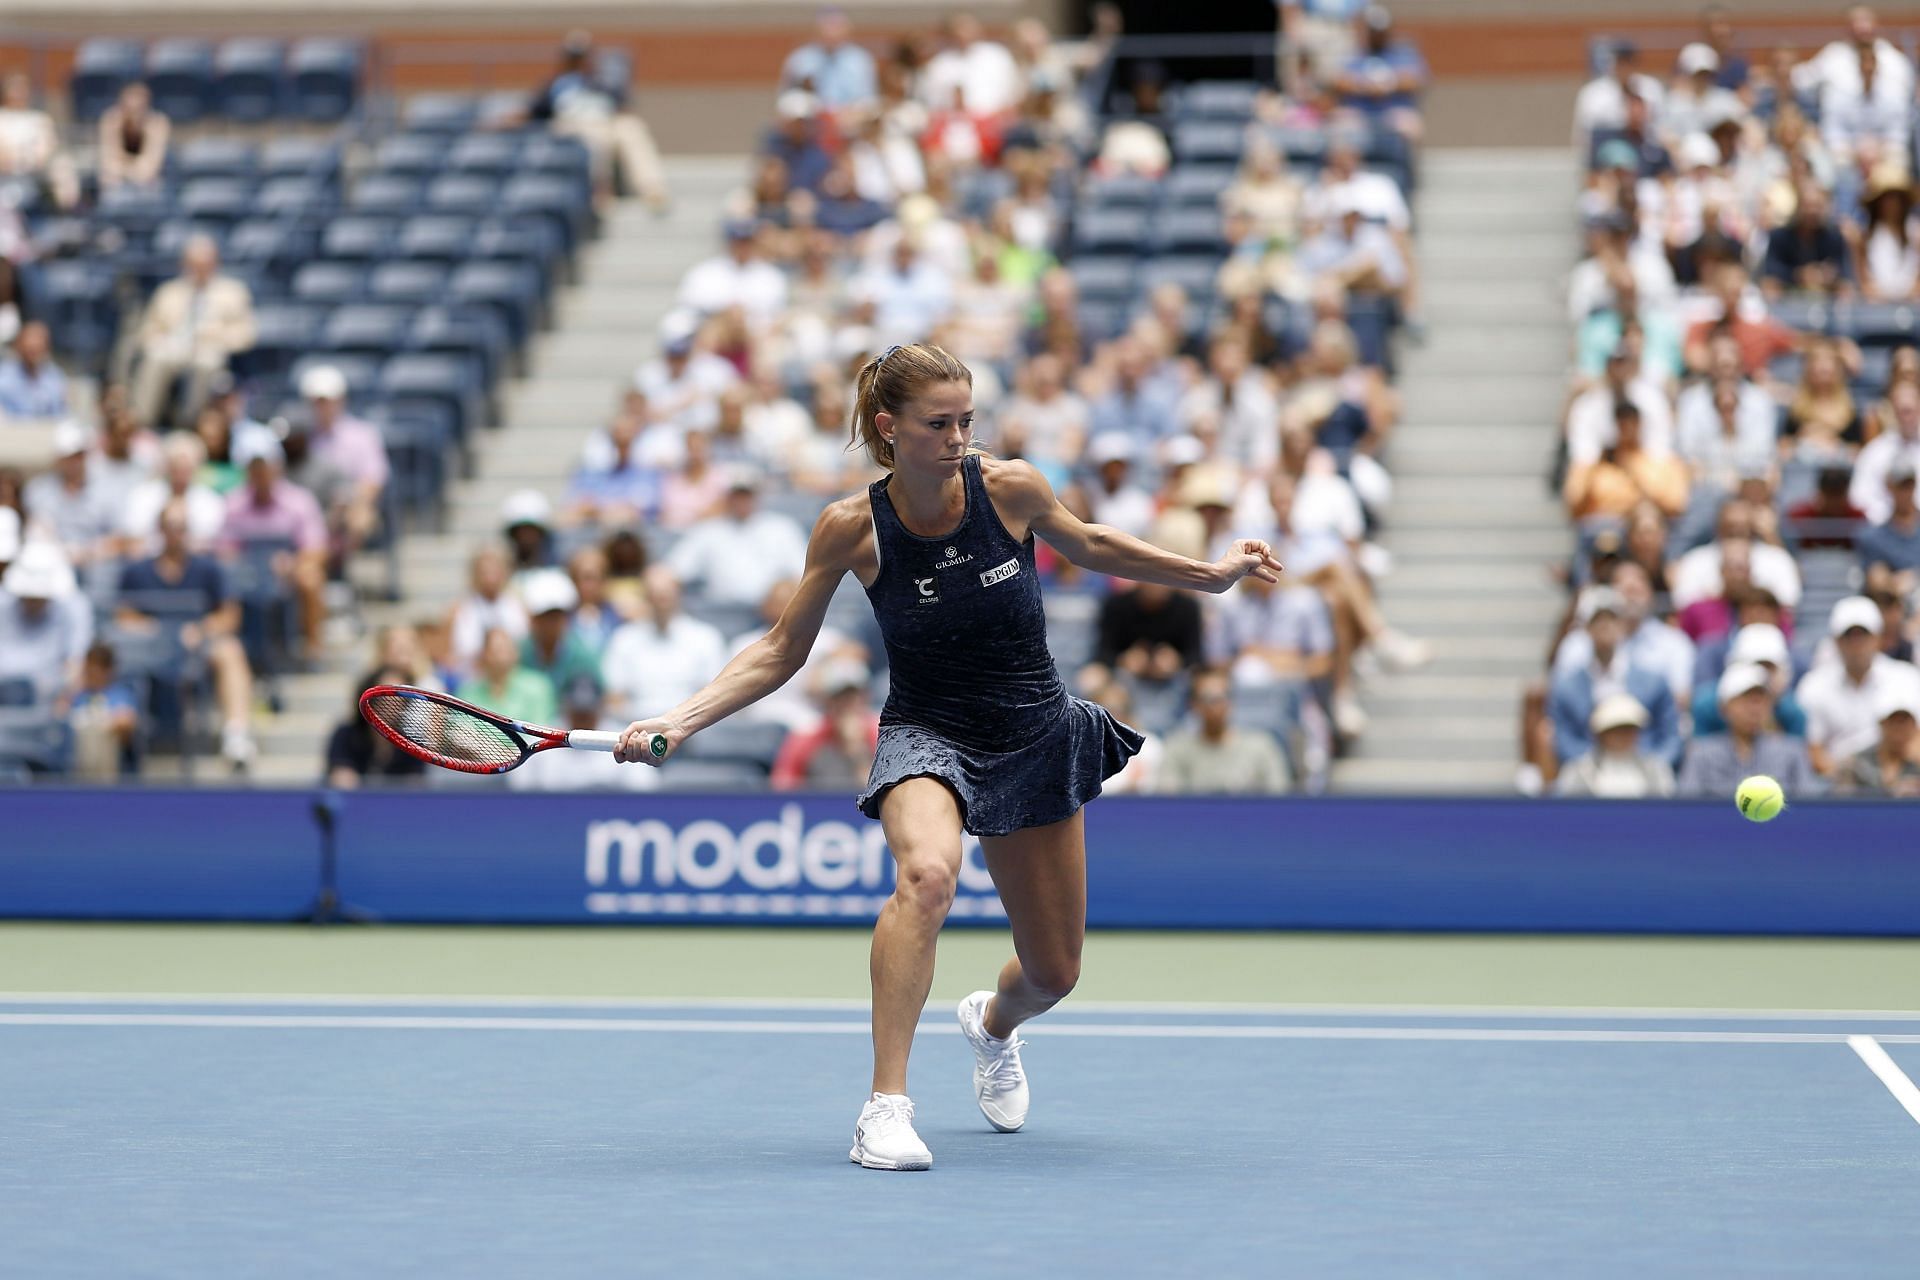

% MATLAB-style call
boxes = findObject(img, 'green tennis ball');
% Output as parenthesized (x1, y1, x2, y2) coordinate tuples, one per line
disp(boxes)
(1735, 775, 1786, 822)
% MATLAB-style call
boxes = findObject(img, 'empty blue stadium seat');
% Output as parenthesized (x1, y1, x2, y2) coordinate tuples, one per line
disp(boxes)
(403, 93, 478, 135)
(1771, 296, 1833, 335)
(146, 38, 216, 124)
(375, 411, 452, 523)
(380, 354, 480, 438)
(368, 262, 449, 306)
(1141, 255, 1221, 301)
(320, 216, 396, 265)
(322, 304, 416, 357)
(1178, 81, 1258, 121)
(288, 38, 361, 123)
(233, 303, 323, 381)
(1262, 125, 1327, 165)
(1835, 301, 1920, 346)
(224, 219, 307, 291)
(40, 262, 118, 366)
(1073, 206, 1151, 255)
(424, 174, 500, 219)
(175, 137, 256, 181)
(254, 176, 336, 219)
(470, 219, 564, 287)
(214, 38, 284, 123)
(70, 39, 144, 123)
(1166, 164, 1236, 206)
(1076, 301, 1132, 344)
(447, 261, 543, 348)
(176, 178, 255, 227)
(1174, 121, 1244, 164)
(291, 261, 367, 304)
(348, 176, 424, 216)
(1071, 258, 1138, 303)
(520, 135, 593, 183)
(410, 305, 510, 388)
(259, 137, 341, 183)
(1082, 172, 1160, 208)
(373, 134, 447, 178)
(396, 215, 478, 264)
(446, 133, 524, 178)
(499, 174, 591, 252)
(1154, 205, 1225, 254)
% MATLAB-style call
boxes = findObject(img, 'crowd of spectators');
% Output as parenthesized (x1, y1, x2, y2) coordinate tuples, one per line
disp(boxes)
(333, 6, 1435, 795)
(1534, 4, 1920, 801)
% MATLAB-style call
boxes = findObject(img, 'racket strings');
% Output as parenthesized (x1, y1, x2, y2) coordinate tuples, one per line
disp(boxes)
(363, 692, 524, 766)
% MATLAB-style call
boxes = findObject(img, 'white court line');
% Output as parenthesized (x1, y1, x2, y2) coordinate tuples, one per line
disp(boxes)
(6, 992, 1920, 1021)
(1848, 1035, 1920, 1126)
(6, 1010, 1920, 1044)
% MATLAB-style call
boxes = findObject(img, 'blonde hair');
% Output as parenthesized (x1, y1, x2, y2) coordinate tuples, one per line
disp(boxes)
(849, 342, 974, 470)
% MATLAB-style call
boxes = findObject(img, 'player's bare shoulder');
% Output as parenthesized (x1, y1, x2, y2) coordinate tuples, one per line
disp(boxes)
(810, 490, 880, 580)
(977, 455, 1055, 531)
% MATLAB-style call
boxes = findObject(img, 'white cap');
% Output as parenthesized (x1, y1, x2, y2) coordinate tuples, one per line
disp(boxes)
(818, 656, 871, 696)
(1577, 585, 1626, 624)
(1590, 692, 1648, 733)
(231, 425, 284, 469)
(2, 540, 76, 600)
(1677, 42, 1720, 76)
(659, 309, 700, 352)
(519, 568, 578, 616)
(1728, 622, 1789, 668)
(501, 489, 552, 529)
(299, 364, 348, 401)
(1678, 133, 1720, 171)
(0, 506, 18, 563)
(1161, 434, 1206, 468)
(776, 89, 819, 120)
(1088, 432, 1135, 465)
(1717, 660, 1772, 704)
(51, 419, 93, 458)
(1829, 595, 1883, 638)
(723, 463, 764, 493)
(1874, 681, 1920, 721)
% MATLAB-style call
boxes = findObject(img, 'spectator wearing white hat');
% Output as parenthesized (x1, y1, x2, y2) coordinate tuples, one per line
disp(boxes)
(665, 465, 808, 609)
(517, 567, 602, 701)
(220, 427, 328, 650)
(0, 540, 91, 708)
(1831, 681, 1920, 797)
(633, 312, 739, 437)
(1657, 44, 1742, 148)
(1294, 191, 1406, 303)
(446, 543, 527, 675)
(500, 489, 557, 586)
(1082, 433, 1156, 539)
(771, 655, 881, 791)
(1676, 661, 1819, 797)
(1555, 693, 1675, 797)
(1553, 561, 1695, 707)
(23, 420, 117, 568)
(601, 566, 727, 721)
(296, 364, 389, 561)
(121, 431, 225, 554)
(763, 89, 834, 193)
(1796, 595, 1920, 774)
(1548, 584, 1682, 767)
(1689, 621, 1806, 738)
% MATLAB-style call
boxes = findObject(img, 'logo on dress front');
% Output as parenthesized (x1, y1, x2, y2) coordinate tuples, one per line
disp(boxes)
(979, 558, 1019, 587)
(914, 577, 938, 604)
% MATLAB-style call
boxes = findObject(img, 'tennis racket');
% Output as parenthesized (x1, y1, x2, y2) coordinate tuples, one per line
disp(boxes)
(359, 684, 666, 775)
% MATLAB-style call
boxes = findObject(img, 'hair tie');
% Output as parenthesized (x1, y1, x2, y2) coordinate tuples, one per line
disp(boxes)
(879, 343, 904, 365)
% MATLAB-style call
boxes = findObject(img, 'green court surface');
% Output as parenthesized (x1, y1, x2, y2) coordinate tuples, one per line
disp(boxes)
(6, 923, 1920, 1009)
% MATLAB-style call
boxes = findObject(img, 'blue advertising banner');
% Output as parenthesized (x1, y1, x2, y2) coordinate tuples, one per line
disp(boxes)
(0, 788, 321, 919)
(5, 788, 1920, 935)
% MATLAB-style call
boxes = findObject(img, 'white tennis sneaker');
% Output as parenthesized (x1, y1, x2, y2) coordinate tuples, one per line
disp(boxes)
(958, 991, 1029, 1132)
(849, 1093, 932, 1171)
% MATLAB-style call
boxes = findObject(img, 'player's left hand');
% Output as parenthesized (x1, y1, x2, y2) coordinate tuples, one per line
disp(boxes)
(1211, 539, 1284, 592)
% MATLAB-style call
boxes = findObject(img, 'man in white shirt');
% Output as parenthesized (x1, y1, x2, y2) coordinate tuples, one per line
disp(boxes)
(677, 220, 789, 332)
(920, 14, 1021, 116)
(1564, 346, 1676, 464)
(1657, 44, 1744, 149)
(664, 466, 809, 608)
(1084, 434, 1156, 538)
(1851, 380, 1920, 524)
(23, 420, 117, 568)
(1176, 335, 1281, 472)
(1796, 594, 1920, 774)
(121, 430, 226, 553)
(1674, 332, 1778, 491)
(601, 567, 728, 720)
(633, 311, 739, 437)
(1798, 6, 1914, 122)
(1669, 502, 1803, 611)
(1552, 562, 1695, 707)
(856, 238, 954, 343)
(1573, 42, 1666, 152)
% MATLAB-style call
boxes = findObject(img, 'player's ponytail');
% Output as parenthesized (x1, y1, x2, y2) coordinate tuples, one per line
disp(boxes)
(850, 342, 974, 471)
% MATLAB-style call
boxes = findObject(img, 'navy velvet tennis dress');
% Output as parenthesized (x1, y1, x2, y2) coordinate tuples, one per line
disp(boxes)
(855, 455, 1143, 837)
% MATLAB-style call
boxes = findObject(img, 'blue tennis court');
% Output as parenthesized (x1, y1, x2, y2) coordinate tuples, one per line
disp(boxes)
(5, 996, 1918, 1277)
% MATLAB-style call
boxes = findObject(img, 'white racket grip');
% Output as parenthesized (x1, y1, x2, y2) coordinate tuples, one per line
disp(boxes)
(566, 730, 624, 752)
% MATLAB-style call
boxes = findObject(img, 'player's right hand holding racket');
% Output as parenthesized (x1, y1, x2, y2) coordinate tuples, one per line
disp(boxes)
(616, 717, 683, 765)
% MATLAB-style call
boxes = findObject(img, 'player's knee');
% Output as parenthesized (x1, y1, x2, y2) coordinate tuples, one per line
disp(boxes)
(1025, 955, 1080, 1001)
(893, 858, 958, 919)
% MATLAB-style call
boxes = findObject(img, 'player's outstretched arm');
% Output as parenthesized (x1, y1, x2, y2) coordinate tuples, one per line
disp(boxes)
(615, 499, 865, 764)
(1000, 458, 1282, 595)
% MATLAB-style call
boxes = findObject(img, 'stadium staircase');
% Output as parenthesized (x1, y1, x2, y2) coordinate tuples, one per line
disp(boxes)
(239, 158, 742, 783)
(1333, 147, 1577, 793)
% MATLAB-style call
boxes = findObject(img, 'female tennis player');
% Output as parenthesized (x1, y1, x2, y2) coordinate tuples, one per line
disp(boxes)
(615, 343, 1281, 1170)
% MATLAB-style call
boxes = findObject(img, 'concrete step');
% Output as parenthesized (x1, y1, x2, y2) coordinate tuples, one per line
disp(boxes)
(1389, 423, 1556, 453)
(579, 253, 709, 288)
(1328, 757, 1519, 793)
(1390, 475, 1560, 504)
(1415, 205, 1573, 236)
(1390, 535, 1574, 563)
(1378, 445, 1550, 477)
(1386, 498, 1565, 528)
(531, 332, 648, 377)
(1357, 673, 1532, 702)
(561, 289, 694, 329)
(1371, 594, 1563, 627)
(1365, 560, 1550, 592)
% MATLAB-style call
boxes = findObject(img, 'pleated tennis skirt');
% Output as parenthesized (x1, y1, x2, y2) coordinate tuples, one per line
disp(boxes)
(856, 696, 1145, 838)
